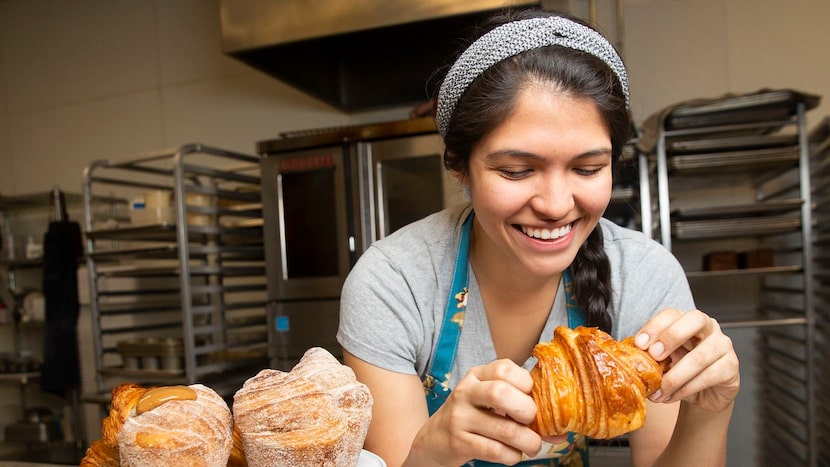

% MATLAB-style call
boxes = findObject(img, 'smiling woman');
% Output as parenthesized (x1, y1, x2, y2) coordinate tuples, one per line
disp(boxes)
(337, 6, 739, 467)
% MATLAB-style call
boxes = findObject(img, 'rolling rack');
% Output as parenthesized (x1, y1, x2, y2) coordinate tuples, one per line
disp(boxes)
(808, 117, 829, 464)
(81, 144, 268, 408)
(644, 89, 821, 466)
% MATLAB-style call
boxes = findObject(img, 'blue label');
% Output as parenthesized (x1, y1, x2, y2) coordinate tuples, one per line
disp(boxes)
(275, 316, 290, 332)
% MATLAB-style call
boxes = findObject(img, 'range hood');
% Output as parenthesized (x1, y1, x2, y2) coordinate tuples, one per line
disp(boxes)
(219, 0, 540, 112)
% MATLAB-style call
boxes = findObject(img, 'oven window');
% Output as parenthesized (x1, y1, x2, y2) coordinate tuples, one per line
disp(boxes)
(281, 168, 339, 277)
(380, 155, 444, 234)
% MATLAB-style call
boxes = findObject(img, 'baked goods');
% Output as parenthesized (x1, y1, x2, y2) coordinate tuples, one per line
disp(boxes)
(233, 347, 373, 467)
(81, 383, 236, 467)
(530, 326, 663, 439)
(227, 426, 248, 467)
(118, 384, 233, 466)
(80, 383, 151, 467)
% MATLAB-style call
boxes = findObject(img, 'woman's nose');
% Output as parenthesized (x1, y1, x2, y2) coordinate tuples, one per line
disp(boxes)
(530, 178, 574, 219)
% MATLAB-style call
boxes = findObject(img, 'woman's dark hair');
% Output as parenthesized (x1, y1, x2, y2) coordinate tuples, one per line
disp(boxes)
(440, 8, 632, 332)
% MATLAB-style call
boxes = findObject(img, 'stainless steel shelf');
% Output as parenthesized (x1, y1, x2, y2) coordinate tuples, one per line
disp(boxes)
(686, 264, 802, 278)
(82, 144, 269, 407)
(650, 90, 820, 465)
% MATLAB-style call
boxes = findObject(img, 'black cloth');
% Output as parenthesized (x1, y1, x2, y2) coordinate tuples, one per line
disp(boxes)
(40, 220, 84, 396)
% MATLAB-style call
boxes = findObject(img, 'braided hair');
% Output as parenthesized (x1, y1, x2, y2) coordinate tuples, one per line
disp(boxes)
(438, 8, 631, 332)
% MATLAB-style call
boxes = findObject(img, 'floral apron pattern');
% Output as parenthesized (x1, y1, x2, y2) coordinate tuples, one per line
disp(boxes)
(422, 212, 590, 467)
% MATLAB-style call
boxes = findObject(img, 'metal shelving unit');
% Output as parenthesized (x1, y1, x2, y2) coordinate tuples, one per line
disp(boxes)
(81, 144, 268, 402)
(807, 117, 829, 464)
(647, 90, 820, 466)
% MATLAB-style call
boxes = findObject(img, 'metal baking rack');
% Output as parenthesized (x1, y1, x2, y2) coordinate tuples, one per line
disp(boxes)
(81, 144, 268, 404)
(807, 117, 829, 465)
(648, 89, 820, 465)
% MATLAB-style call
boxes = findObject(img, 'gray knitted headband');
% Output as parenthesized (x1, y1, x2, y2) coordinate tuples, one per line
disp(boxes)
(436, 16, 630, 137)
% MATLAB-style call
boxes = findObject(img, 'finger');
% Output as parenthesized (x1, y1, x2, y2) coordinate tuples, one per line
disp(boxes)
(659, 352, 740, 409)
(468, 359, 535, 393)
(637, 310, 714, 361)
(653, 332, 735, 402)
(633, 307, 684, 351)
(468, 379, 538, 425)
(467, 409, 543, 462)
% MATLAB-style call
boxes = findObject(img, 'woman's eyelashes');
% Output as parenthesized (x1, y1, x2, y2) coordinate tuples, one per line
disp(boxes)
(498, 168, 533, 179)
(573, 166, 605, 176)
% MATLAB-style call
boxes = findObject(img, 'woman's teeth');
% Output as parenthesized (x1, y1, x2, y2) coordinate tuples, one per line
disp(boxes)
(521, 223, 572, 240)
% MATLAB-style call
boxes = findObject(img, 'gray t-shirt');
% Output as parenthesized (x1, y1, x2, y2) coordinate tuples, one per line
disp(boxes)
(337, 203, 694, 388)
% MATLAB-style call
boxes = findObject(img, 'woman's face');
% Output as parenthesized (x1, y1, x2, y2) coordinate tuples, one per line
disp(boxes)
(465, 84, 613, 278)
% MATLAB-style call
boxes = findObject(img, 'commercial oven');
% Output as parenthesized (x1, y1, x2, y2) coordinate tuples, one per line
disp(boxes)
(259, 117, 466, 368)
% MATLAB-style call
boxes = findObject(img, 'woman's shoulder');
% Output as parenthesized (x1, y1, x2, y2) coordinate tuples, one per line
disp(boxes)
(598, 218, 682, 272)
(599, 218, 670, 255)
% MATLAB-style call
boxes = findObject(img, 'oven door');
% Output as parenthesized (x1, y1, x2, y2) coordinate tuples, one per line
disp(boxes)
(261, 146, 352, 301)
(356, 133, 466, 252)
(267, 299, 342, 370)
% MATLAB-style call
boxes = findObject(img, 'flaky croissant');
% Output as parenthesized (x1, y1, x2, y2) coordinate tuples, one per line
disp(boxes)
(530, 326, 663, 439)
(81, 383, 151, 467)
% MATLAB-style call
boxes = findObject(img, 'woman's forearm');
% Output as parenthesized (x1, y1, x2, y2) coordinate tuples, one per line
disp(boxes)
(652, 401, 734, 467)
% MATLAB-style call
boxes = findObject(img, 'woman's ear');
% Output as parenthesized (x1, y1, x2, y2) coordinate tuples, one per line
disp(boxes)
(449, 168, 468, 186)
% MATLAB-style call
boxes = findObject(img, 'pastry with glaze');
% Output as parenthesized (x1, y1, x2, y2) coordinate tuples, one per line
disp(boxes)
(118, 384, 233, 467)
(530, 326, 664, 439)
(80, 383, 151, 467)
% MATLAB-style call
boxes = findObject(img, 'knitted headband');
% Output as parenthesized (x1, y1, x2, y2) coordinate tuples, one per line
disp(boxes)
(435, 16, 630, 137)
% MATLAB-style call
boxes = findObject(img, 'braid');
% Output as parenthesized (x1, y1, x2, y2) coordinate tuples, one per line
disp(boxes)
(571, 226, 613, 332)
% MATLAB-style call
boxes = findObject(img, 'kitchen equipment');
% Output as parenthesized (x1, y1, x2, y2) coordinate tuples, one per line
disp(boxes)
(219, 0, 538, 111)
(260, 117, 466, 368)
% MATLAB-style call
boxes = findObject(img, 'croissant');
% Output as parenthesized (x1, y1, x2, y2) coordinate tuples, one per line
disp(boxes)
(233, 347, 373, 467)
(80, 383, 152, 467)
(530, 326, 663, 439)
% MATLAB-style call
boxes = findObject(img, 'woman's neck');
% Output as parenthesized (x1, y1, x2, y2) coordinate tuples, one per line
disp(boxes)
(468, 222, 562, 363)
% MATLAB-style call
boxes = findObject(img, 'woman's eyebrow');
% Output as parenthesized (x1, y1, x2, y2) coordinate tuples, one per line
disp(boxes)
(484, 147, 612, 162)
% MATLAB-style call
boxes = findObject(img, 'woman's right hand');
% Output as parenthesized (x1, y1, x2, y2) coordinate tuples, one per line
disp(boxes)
(405, 359, 543, 467)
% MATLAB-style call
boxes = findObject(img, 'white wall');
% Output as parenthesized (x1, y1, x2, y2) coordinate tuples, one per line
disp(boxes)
(625, 0, 830, 126)
(0, 0, 411, 198)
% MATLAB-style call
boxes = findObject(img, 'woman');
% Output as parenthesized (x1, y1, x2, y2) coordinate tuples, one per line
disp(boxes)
(338, 8, 739, 467)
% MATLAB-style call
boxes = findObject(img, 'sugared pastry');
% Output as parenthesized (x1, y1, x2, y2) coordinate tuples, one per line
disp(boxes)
(118, 384, 233, 467)
(233, 347, 373, 467)
(80, 383, 152, 467)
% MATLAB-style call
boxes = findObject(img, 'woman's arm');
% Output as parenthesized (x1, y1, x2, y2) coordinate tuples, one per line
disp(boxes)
(344, 350, 428, 467)
(629, 308, 740, 467)
(344, 351, 544, 467)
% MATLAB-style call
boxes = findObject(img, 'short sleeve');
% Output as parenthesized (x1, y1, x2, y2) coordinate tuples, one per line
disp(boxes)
(337, 246, 427, 376)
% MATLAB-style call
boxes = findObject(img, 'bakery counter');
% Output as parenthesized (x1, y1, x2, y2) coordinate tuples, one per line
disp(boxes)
(0, 442, 83, 466)
(0, 462, 65, 467)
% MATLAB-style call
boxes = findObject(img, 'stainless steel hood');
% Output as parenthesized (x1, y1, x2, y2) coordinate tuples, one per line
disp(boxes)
(219, 0, 539, 112)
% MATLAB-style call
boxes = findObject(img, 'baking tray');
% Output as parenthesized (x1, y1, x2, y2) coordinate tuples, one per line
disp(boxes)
(668, 134, 798, 154)
(671, 198, 803, 220)
(668, 146, 800, 173)
(666, 90, 820, 130)
(672, 216, 801, 240)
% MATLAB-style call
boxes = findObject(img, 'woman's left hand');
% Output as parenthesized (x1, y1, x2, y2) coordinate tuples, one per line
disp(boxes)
(633, 308, 740, 412)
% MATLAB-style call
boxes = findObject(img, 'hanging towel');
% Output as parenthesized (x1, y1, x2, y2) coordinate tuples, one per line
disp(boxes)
(39, 218, 83, 396)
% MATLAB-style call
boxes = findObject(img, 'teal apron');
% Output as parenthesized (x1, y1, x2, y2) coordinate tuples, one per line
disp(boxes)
(422, 212, 590, 467)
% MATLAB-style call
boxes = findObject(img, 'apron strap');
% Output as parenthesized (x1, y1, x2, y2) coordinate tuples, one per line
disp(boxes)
(427, 211, 474, 387)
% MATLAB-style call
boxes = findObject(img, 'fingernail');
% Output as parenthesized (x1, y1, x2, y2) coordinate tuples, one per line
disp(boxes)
(649, 390, 662, 402)
(635, 333, 649, 347)
(649, 341, 665, 359)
